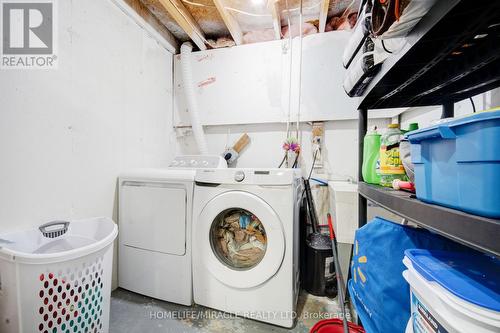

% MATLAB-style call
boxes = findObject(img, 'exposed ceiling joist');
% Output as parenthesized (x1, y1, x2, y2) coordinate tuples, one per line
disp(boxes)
(319, 0, 330, 33)
(117, 0, 178, 52)
(213, 0, 243, 45)
(157, 0, 207, 50)
(268, 0, 282, 40)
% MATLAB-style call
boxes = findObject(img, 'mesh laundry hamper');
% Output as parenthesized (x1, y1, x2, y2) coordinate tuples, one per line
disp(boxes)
(0, 217, 118, 333)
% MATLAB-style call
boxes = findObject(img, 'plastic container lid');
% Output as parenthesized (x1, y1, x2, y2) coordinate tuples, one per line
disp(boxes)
(405, 249, 500, 311)
(388, 124, 400, 128)
(406, 109, 500, 142)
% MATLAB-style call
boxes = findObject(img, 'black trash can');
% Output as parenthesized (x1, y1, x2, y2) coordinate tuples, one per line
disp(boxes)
(302, 232, 337, 297)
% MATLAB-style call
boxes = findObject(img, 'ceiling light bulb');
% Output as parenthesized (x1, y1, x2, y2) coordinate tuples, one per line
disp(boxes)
(251, 0, 265, 5)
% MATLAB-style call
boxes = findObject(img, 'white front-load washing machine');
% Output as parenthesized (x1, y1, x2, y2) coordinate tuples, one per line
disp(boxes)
(192, 168, 302, 328)
(118, 155, 226, 306)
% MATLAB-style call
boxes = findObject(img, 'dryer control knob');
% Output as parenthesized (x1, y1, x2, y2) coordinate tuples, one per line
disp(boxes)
(234, 171, 245, 182)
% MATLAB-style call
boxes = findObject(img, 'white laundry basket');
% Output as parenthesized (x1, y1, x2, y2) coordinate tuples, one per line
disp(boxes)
(0, 217, 118, 333)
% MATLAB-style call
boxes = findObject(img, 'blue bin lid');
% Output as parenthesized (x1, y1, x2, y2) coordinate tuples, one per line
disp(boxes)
(405, 249, 500, 311)
(406, 108, 500, 142)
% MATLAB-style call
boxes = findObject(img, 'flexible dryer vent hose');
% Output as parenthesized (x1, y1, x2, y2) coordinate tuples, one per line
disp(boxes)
(180, 42, 209, 155)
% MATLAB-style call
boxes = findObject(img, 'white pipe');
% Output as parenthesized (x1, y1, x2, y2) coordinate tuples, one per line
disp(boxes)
(285, 0, 293, 140)
(296, 0, 303, 139)
(180, 42, 209, 155)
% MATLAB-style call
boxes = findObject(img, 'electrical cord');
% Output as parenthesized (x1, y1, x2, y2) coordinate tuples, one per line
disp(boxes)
(308, 149, 319, 180)
(340, 0, 357, 20)
(381, 39, 393, 53)
(279, 151, 300, 168)
(292, 152, 300, 168)
(470, 97, 476, 113)
(310, 177, 328, 186)
(278, 154, 286, 168)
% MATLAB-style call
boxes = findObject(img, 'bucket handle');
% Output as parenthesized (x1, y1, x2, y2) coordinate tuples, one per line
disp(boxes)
(39, 221, 70, 238)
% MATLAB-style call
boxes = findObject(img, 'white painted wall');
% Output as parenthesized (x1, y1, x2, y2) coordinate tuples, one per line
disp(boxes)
(174, 118, 390, 181)
(0, 0, 174, 287)
(400, 88, 500, 128)
(172, 32, 402, 180)
(173, 31, 404, 127)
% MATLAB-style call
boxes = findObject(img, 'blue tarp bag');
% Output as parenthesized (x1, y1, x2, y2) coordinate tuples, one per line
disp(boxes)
(348, 217, 470, 333)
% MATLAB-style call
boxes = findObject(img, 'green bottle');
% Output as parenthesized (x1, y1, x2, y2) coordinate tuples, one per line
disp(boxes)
(362, 127, 381, 184)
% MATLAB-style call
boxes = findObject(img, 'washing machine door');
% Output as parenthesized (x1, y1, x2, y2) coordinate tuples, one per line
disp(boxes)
(196, 190, 285, 289)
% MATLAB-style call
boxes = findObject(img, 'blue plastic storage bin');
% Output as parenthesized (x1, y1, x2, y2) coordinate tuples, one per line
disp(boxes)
(407, 109, 500, 218)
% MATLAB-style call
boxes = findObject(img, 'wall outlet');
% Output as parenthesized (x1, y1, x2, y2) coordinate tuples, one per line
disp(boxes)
(312, 122, 324, 168)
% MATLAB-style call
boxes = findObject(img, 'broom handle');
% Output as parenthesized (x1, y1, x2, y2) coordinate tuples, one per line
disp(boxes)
(233, 133, 250, 153)
(328, 213, 349, 333)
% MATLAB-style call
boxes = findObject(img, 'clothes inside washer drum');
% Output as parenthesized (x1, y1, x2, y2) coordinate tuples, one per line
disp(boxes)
(211, 209, 267, 269)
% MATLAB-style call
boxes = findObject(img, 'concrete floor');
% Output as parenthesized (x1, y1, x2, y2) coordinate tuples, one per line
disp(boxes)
(110, 288, 350, 333)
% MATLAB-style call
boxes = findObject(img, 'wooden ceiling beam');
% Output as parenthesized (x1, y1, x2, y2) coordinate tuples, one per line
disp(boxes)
(157, 0, 207, 50)
(319, 0, 330, 33)
(268, 0, 282, 40)
(115, 0, 178, 53)
(213, 0, 243, 45)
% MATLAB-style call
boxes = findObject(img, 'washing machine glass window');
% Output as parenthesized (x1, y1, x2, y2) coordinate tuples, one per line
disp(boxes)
(210, 208, 267, 270)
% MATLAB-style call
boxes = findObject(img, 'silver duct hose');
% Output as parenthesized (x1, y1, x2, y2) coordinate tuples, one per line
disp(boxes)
(180, 42, 208, 155)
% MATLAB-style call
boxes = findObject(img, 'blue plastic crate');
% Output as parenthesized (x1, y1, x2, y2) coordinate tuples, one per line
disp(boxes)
(407, 109, 500, 218)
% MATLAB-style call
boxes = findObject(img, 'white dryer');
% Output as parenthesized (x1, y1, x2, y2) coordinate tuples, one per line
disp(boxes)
(118, 155, 226, 305)
(192, 168, 302, 328)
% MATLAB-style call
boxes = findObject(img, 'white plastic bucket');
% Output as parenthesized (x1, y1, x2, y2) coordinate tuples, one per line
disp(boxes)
(403, 255, 500, 333)
(0, 217, 118, 333)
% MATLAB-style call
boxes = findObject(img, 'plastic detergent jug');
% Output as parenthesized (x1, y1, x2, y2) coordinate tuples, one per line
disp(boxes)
(380, 124, 406, 187)
(362, 127, 381, 184)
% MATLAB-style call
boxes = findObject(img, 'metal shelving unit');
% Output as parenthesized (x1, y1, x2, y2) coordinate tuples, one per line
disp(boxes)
(356, 0, 500, 257)
(359, 183, 500, 256)
(358, 0, 500, 110)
